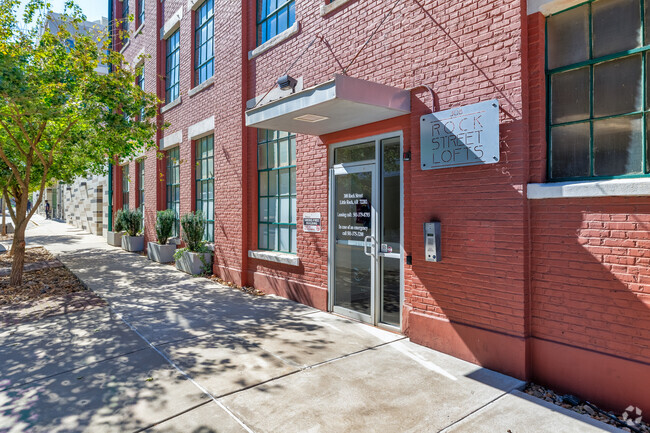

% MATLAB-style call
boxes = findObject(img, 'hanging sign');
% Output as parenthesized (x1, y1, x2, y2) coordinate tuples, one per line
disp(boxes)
(303, 212, 322, 233)
(420, 99, 500, 170)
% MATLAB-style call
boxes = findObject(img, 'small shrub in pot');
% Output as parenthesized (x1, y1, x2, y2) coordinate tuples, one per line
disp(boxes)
(107, 209, 126, 246)
(175, 211, 212, 275)
(155, 209, 175, 245)
(121, 209, 144, 252)
(148, 210, 177, 263)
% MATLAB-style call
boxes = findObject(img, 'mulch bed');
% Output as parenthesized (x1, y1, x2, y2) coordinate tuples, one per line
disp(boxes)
(525, 383, 649, 432)
(0, 247, 107, 325)
(206, 275, 265, 296)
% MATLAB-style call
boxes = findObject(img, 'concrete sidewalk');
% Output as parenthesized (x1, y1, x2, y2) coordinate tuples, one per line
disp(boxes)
(0, 219, 625, 432)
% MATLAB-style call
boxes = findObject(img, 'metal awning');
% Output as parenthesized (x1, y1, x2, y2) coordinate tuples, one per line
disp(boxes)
(245, 74, 411, 136)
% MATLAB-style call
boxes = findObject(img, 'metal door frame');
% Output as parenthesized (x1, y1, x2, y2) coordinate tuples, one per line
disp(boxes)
(327, 131, 404, 332)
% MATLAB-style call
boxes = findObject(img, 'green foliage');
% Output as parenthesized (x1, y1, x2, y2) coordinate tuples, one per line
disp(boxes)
(180, 211, 206, 253)
(155, 209, 175, 245)
(113, 209, 125, 232)
(0, 1, 161, 284)
(121, 208, 142, 237)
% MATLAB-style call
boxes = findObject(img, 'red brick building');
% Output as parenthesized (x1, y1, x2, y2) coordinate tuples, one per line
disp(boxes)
(110, 0, 650, 413)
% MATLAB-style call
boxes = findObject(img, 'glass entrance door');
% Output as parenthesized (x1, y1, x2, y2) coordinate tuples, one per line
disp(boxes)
(332, 163, 376, 323)
(330, 136, 402, 329)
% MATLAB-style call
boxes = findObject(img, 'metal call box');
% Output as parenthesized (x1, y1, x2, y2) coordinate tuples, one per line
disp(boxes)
(424, 222, 441, 262)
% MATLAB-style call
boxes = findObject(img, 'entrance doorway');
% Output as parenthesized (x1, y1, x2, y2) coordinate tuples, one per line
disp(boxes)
(328, 134, 403, 330)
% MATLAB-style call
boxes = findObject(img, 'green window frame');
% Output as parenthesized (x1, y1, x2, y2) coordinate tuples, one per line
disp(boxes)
(546, 0, 650, 181)
(195, 0, 214, 85)
(256, 0, 295, 45)
(165, 30, 180, 104)
(122, 165, 129, 210)
(138, 0, 144, 27)
(195, 136, 214, 242)
(137, 64, 145, 119)
(137, 160, 145, 215)
(257, 129, 297, 253)
(166, 147, 180, 237)
(122, 0, 130, 44)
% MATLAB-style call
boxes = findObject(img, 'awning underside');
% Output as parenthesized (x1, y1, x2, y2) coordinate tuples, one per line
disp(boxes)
(245, 74, 411, 136)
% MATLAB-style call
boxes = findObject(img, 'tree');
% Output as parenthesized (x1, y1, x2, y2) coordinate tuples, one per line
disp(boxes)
(0, 0, 159, 285)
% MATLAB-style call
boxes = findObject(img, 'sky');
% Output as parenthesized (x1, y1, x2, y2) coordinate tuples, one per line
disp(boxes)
(16, 0, 108, 24)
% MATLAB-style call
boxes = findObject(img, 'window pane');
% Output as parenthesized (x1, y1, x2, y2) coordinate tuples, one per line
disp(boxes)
(279, 226, 290, 251)
(259, 171, 268, 196)
(268, 140, 277, 168)
(258, 144, 267, 169)
(279, 138, 289, 166)
(290, 167, 296, 194)
(593, 54, 642, 117)
(260, 198, 268, 222)
(258, 129, 267, 142)
(277, 7, 288, 34)
(334, 141, 375, 164)
(592, 0, 641, 58)
(280, 197, 290, 223)
(551, 122, 591, 178)
(646, 0, 650, 45)
(291, 196, 296, 223)
(551, 66, 590, 124)
(279, 168, 290, 195)
(547, 5, 589, 69)
(259, 224, 268, 249)
(268, 225, 277, 250)
(594, 115, 643, 176)
(269, 170, 278, 195)
(268, 197, 278, 222)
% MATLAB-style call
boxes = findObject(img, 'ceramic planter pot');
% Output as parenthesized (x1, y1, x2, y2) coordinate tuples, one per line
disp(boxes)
(122, 235, 144, 252)
(107, 231, 123, 247)
(147, 242, 176, 263)
(176, 251, 212, 275)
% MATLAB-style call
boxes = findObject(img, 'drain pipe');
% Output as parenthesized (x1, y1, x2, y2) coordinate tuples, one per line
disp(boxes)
(107, 0, 114, 231)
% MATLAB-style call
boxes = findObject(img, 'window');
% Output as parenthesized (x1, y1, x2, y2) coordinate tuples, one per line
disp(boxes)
(138, 0, 144, 27)
(122, 0, 130, 44)
(195, 0, 214, 85)
(137, 64, 145, 119)
(166, 147, 180, 237)
(547, 0, 650, 180)
(256, 0, 295, 45)
(122, 165, 129, 210)
(257, 129, 296, 253)
(137, 160, 145, 217)
(195, 136, 214, 242)
(165, 30, 180, 104)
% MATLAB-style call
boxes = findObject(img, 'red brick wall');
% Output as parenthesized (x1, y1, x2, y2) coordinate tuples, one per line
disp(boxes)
(113, 0, 245, 281)
(247, 0, 531, 377)
(526, 12, 650, 412)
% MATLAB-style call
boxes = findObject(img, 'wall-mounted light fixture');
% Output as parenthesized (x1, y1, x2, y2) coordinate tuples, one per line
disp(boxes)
(277, 74, 297, 92)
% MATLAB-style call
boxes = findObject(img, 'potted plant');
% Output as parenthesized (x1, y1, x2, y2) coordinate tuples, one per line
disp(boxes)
(107, 209, 125, 247)
(147, 209, 176, 263)
(174, 211, 212, 275)
(120, 209, 144, 252)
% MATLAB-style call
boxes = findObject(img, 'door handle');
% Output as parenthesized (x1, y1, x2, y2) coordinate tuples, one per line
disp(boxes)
(364, 236, 377, 257)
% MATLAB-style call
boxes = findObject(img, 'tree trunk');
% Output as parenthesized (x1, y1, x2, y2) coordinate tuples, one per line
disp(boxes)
(1, 198, 5, 236)
(9, 221, 25, 286)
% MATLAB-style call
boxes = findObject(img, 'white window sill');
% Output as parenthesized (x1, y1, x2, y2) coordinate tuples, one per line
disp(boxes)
(134, 22, 145, 36)
(188, 76, 214, 97)
(248, 250, 300, 266)
(248, 21, 300, 60)
(119, 39, 130, 54)
(320, 0, 355, 16)
(528, 178, 650, 199)
(161, 96, 182, 113)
